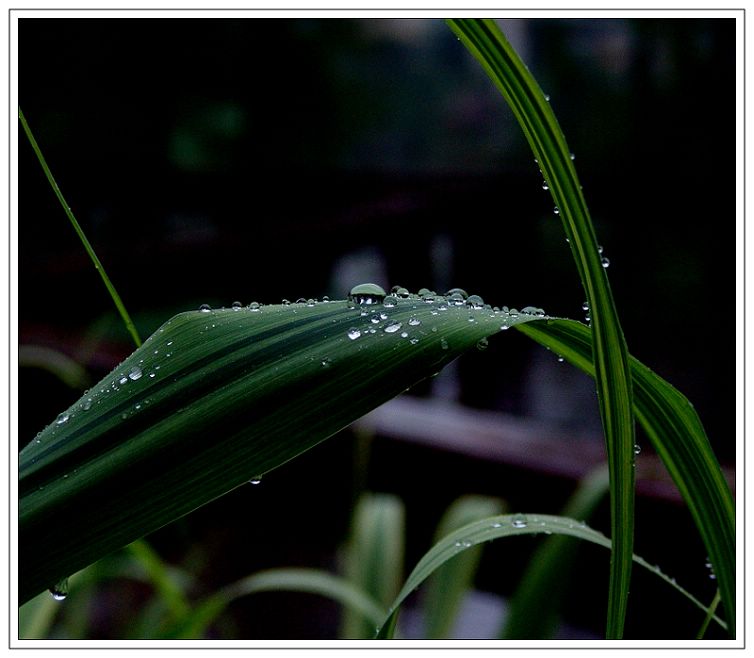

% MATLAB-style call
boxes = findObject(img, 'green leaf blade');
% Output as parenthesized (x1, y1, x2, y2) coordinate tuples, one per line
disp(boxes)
(516, 318, 735, 634)
(447, 18, 636, 638)
(19, 297, 539, 604)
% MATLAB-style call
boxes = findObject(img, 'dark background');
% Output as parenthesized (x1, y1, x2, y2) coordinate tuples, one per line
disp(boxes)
(19, 17, 735, 639)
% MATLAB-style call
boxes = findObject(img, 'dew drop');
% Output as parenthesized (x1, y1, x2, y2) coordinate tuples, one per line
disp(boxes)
(440, 338, 449, 350)
(349, 283, 387, 305)
(347, 327, 361, 340)
(249, 476, 262, 485)
(128, 366, 143, 381)
(601, 257, 611, 268)
(544, 93, 551, 101)
(553, 206, 560, 215)
(633, 443, 641, 455)
(199, 303, 212, 313)
(56, 412, 70, 425)
(542, 181, 549, 190)
(400, 331, 409, 338)
(490, 522, 502, 529)
(231, 300, 243, 310)
(570, 152, 576, 161)
(391, 286, 410, 298)
(408, 316, 421, 326)
(512, 513, 528, 529)
(445, 287, 468, 300)
(409, 338, 419, 345)
(382, 295, 398, 308)
(582, 301, 590, 312)
(249, 301, 261, 311)
(476, 338, 489, 351)
(384, 321, 403, 334)
(557, 356, 565, 363)
(49, 577, 69, 601)
(466, 294, 485, 309)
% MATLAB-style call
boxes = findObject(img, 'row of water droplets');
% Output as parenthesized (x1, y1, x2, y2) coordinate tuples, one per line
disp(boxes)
(344, 283, 546, 350)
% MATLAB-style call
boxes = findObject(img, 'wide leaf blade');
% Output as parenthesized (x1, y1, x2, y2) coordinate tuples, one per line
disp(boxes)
(19, 294, 540, 604)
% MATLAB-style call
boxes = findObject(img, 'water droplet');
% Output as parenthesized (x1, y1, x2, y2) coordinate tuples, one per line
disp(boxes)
(128, 366, 143, 381)
(382, 295, 398, 308)
(349, 283, 387, 305)
(49, 577, 69, 601)
(408, 316, 421, 326)
(119, 375, 128, 385)
(347, 328, 361, 340)
(476, 338, 489, 351)
(445, 287, 468, 300)
(633, 444, 641, 455)
(282, 298, 291, 305)
(544, 93, 551, 101)
(56, 412, 70, 425)
(231, 301, 243, 310)
(601, 257, 611, 268)
(400, 331, 409, 338)
(448, 291, 465, 306)
(391, 286, 410, 298)
(249, 301, 261, 311)
(490, 522, 502, 529)
(512, 514, 528, 529)
(409, 338, 419, 345)
(384, 321, 402, 334)
(199, 303, 211, 312)
(570, 152, 576, 160)
(418, 288, 436, 301)
(249, 476, 262, 485)
(557, 355, 565, 363)
(466, 294, 485, 309)
(542, 181, 549, 190)
(322, 295, 330, 302)
(553, 206, 560, 215)
(440, 338, 449, 350)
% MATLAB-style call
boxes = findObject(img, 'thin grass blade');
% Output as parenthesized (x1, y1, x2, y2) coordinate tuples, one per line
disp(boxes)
(376, 513, 726, 639)
(446, 19, 636, 638)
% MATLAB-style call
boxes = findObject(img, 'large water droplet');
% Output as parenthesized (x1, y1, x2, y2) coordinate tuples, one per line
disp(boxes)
(56, 412, 70, 425)
(199, 303, 212, 312)
(81, 398, 93, 411)
(601, 257, 611, 268)
(349, 283, 387, 305)
(448, 291, 465, 306)
(249, 301, 261, 311)
(408, 316, 421, 326)
(49, 577, 69, 601)
(466, 294, 485, 309)
(511, 513, 528, 529)
(128, 366, 143, 381)
(391, 285, 410, 298)
(445, 287, 468, 300)
(347, 328, 361, 340)
(384, 321, 403, 334)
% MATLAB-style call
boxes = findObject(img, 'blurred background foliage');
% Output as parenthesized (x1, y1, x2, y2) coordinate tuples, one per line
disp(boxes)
(19, 17, 733, 639)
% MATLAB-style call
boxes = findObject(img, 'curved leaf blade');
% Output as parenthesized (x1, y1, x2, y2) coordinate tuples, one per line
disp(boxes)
(19, 296, 541, 603)
(376, 513, 726, 639)
(516, 318, 735, 634)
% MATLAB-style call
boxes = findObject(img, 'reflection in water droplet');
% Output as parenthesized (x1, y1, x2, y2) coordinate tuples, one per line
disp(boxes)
(601, 257, 611, 268)
(466, 294, 485, 309)
(199, 304, 211, 312)
(249, 301, 261, 311)
(232, 301, 243, 309)
(128, 367, 143, 381)
(49, 577, 69, 601)
(347, 328, 361, 340)
(56, 412, 70, 425)
(512, 514, 528, 528)
(349, 283, 387, 305)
